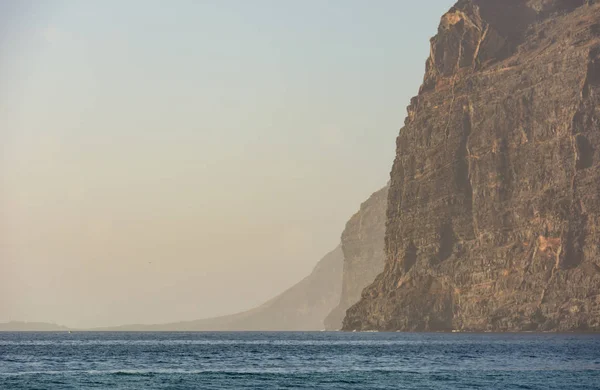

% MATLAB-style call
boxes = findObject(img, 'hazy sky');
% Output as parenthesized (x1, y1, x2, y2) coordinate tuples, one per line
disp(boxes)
(1, 0, 455, 328)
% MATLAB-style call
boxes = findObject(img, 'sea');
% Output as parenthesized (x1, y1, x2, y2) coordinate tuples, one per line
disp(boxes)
(1, 331, 600, 389)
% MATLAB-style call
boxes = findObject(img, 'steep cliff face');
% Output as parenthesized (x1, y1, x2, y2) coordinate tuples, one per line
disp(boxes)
(324, 186, 388, 330)
(344, 0, 600, 332)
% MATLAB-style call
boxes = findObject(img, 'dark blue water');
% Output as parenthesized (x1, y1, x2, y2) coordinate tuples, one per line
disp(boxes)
(1, 332, 600, 389)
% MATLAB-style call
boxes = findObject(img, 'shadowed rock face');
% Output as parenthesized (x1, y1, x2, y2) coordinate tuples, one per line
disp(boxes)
(324, 186, 388, 330)
(344, 0, 600, 332)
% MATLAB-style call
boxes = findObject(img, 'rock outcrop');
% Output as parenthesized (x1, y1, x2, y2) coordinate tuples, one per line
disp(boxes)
(324, 186, 388, 330)
(344, 0, 600, 332)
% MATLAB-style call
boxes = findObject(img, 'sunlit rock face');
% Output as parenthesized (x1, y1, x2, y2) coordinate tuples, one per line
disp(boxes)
(324, 186, 388, 330)
(343, 0, 600, 332)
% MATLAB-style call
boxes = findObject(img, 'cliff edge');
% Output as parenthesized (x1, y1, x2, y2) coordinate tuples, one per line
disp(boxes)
(324, 186, 388, 330)
(344, 0, 600, 332)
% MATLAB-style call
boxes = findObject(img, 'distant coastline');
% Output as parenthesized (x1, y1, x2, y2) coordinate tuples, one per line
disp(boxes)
(3, 320, 600, 334)
(0, 321, 70, 332)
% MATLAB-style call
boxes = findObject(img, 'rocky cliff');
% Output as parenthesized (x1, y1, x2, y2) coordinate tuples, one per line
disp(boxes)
(324, 186, 388, 330)
(344, 0, 600, 332)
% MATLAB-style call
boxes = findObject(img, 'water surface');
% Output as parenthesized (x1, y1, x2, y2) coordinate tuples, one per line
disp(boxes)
(1, 331, 599, 389)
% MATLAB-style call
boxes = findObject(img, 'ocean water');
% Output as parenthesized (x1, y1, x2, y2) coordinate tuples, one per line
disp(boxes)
(1, 332, 600, 389)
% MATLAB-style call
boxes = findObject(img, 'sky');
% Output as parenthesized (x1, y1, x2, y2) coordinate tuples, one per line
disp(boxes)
(1, 0, 455, 328)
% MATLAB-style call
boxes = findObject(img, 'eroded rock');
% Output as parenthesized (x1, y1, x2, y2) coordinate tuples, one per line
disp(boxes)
(343, 0, 600, 332)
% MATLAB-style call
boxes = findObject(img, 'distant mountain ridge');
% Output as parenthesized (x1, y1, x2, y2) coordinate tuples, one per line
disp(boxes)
(92, 246, 344, 331)
(97, 185, 390, 332)
(4, 186, 389, 332)
(0, 321, 69, 331)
